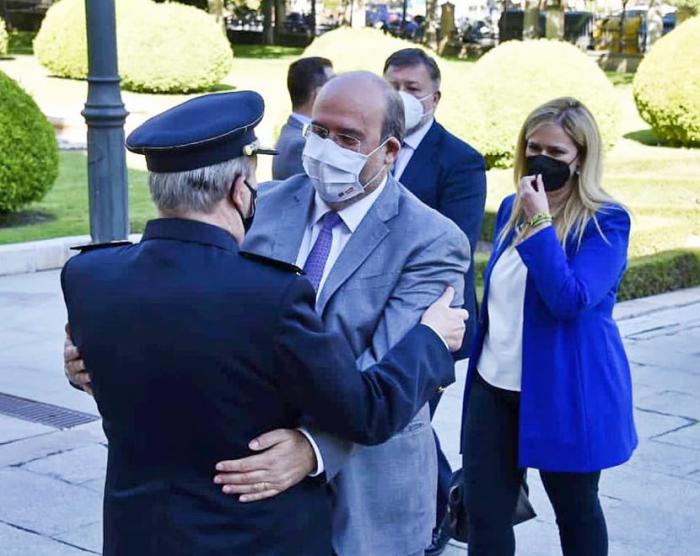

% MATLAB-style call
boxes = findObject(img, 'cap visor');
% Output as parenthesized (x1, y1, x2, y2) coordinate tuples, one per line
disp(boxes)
(255, 147, 278, 155)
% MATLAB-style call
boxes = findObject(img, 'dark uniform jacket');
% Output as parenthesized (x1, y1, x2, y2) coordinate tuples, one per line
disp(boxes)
(61, 218, 453, 556)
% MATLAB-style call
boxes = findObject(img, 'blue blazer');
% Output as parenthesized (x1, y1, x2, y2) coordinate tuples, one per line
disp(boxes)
(462, 195, 638, 472)
(61, 218, 454, 556)
(399, 121, 487, 357)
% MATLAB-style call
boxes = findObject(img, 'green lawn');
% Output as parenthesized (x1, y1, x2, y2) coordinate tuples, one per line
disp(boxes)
(0, 152, 152, 244)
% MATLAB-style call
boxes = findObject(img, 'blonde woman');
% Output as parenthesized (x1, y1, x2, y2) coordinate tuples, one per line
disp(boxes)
(461, 98, 637, 556)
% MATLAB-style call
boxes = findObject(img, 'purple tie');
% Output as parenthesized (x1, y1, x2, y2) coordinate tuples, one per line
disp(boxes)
(303, 211, 343, 292)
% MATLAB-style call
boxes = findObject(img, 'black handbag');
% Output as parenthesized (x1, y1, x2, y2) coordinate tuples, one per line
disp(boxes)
(446, 468, 537, 543)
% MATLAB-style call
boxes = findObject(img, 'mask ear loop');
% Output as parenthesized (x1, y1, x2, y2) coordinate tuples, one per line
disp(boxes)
(229, 174, 252, 224)
(360, 137, 393, 190)
(569, 154, 581, 176)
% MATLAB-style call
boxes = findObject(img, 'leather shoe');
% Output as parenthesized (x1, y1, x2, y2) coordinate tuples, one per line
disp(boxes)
(425, 514, 451, 556)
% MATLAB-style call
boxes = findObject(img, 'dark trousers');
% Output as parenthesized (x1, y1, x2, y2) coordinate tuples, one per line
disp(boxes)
(463, 372, 608, 556)
(429, 391, 452, 528)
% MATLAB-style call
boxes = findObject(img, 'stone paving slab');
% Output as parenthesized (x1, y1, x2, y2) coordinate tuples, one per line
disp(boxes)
(23, 444, 107, 486)
(0, 413, 53, 445)
(0, 522, 97, 556)
(53, 521, 103, 555)
(0, 468, 102, 537)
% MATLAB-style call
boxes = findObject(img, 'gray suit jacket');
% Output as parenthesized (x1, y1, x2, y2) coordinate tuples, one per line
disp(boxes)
(272, 115, 306, 181)
(243, 175, 470, 555)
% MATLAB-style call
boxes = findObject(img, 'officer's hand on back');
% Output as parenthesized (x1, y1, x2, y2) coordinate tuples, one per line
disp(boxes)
(421, 287, 469, 352)
(64, 324, 93, 396)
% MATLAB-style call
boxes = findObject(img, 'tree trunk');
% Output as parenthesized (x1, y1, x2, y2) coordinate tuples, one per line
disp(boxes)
(274, 0, 285, 41)
(424, 0, 438, 47)
(351, 0, 366, 28)
(262, 0, 274, 44)
(619, 0, 628, 53)
(523, 0, 540, 39)
(311, 0, 317, 37)
(207, 0, 225, 32)
(545, 8, 565, 39)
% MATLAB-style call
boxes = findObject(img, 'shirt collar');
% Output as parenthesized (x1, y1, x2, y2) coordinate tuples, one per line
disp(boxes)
(404, 117, 434, 150)
(311, 175, 388, 233)
(291, 112, 312, 126)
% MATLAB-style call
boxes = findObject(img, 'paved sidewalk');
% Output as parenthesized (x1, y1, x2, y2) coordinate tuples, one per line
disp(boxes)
(0, 270, 698, 555)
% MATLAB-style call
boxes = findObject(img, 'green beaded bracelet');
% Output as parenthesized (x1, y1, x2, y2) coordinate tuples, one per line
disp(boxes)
(527, 212, 552, 228)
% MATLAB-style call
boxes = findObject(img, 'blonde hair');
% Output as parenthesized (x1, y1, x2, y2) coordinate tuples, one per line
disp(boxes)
(499, 97, 625, 248)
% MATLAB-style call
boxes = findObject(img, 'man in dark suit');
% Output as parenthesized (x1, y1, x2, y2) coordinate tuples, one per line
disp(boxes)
(272, 56, 334, 180)
(60, 91, 467, 556)
(384, 48, 488, 555)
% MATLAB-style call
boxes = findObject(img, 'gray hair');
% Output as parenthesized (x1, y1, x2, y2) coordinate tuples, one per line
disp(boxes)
(382, 86, 406, 144)
(149, 156, 253, 214)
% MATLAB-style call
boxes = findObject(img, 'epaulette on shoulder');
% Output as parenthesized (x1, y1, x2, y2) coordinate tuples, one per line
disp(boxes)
(70, 240, 133, 253)
(240, 251, 304, 275)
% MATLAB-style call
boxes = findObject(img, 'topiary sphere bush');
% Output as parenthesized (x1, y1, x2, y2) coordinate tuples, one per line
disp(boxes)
(468, 40, 621, 168)
(302, 27, 438, 75)
(0, 70, 59, 212)
(633, 16, 700, 147)
(34, 0, 233, 94)
(298, 27, 487, 152)
(0, 17, 8, 57)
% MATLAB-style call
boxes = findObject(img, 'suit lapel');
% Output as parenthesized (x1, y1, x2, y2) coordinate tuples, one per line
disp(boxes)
(399, 121, 441, 188)
(270, 181, 314, 263)
(316, 177, 400, 315)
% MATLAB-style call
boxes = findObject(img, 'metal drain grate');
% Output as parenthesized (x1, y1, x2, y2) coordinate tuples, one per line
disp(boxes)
(0, 392, 99, 429)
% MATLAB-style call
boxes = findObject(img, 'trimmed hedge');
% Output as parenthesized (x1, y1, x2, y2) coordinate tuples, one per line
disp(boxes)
(618, 249, 700, 301)
(467, 40, 620, 168)
(476, 210, 700, 301)
(302, 27, 436, 75)
(299, 28, 487, 150)
(34, 0, 233, 93)
(0, 18, 7, 57)
(0, 70, 59, 212)
(633, 16, 700, 147)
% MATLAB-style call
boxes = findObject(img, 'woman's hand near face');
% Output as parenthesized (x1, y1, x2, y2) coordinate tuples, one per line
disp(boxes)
(519, 174, 550, 219)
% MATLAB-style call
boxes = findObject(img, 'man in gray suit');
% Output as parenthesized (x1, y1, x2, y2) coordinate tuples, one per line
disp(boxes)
(272, 56, 334, 180)
(215, 72, 470, 555)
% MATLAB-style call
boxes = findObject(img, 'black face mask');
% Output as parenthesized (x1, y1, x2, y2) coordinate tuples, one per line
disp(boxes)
(233, 179, 257, 232)
(525, 155, 574, 192)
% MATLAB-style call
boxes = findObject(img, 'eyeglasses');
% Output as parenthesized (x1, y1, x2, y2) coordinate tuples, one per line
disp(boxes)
(303, 123, 363, 152)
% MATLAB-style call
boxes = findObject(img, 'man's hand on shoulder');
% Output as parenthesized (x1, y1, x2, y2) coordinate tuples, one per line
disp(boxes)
(214, 428, 317, 503)
(64, 324, 93, 396)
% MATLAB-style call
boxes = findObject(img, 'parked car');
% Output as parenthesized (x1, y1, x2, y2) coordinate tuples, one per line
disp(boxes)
(366, 3, 390, 28)
(461, 18, 497, 46)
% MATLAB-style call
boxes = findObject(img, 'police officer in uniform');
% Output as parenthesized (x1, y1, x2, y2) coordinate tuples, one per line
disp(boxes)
(61, 91, 467, 556)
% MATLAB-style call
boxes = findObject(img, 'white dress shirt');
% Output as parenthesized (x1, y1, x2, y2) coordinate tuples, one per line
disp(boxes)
(477, 245, 528, 392)
(296, 177, 388, 475)
(392, 117, 434, 181)
(295, 177, 388, 292)
(291, 112, 311, 127)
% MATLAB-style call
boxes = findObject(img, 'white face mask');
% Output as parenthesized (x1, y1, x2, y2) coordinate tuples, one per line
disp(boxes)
(399, 91, 434, 135)
(302, 132, 388, 204)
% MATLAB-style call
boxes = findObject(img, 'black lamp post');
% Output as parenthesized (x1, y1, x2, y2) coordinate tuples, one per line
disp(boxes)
(81, 0, 129, 243)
